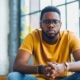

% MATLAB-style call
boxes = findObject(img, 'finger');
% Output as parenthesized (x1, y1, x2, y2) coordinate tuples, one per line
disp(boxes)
(46, 66, 51, 70)
(47, 72, 50, 76)
(51, 74, 55, 79)
(47, 62, 57, 70)
(53, 62, 58, 65)
(49, 69, 59, 78)
(47, 70, 56, 78)
(46, 72, 52, 79)
(46, 67, 56, 75)
(47, 62, 55, 68)
(51, 69, 56, 74)
(55, 72, 60, 77)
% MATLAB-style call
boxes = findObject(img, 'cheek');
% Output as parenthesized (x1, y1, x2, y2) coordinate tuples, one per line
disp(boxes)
(54, 27, 60, 32)
(41, 25, 47, 29)
(57, 26, 60, 29)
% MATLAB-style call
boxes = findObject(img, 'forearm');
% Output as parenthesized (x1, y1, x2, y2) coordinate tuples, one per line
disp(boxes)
(68, 61, 80, 72)
(13, 61, 38, 74)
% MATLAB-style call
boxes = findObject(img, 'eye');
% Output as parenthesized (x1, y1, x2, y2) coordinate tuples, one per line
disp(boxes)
(44, 20, 51, 24)
(53, 20, 60, 24)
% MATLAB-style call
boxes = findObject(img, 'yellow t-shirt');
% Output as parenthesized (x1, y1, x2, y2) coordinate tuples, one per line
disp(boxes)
(19, 29, 80, 80)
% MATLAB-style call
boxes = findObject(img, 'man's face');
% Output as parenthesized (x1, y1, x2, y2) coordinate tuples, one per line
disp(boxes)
(40, 12, 62, 39)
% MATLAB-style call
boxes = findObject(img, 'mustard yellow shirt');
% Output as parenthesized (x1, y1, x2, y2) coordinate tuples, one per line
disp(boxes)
(19, 29, 80, 80)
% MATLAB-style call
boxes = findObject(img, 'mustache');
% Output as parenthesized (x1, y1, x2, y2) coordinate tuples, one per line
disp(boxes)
(47, 29, 56, 33)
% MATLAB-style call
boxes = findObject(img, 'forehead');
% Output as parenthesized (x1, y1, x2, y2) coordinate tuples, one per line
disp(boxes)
(42, 12, 60, 20)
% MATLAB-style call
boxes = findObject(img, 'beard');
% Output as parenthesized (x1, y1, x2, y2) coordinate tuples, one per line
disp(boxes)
(42, 29, 60, 40)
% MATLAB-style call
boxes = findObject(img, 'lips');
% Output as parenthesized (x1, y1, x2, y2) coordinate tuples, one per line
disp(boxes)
(48, 30, 56, 34)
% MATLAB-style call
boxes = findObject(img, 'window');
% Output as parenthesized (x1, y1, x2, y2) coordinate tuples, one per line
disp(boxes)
(52, 0, 65, 6)
(58, 6, 66, 31)
(40, 0, 51, 10)
(20, 0, 80, 37)
(20, 15, 30, 43)
(30, 13, 40, 31)
(67, 2, 79, 36)
(66, 0, 76, 2)
(30, 0, 39, 12)
(21, 0, 30, 15)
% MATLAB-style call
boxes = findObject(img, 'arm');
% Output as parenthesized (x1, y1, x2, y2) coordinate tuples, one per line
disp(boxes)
(54, 49, 80, 76)
(68, 49, 80, 72)
(45, 38, 80, 78)
(13, 33, 50, 75)
(44, 34, 80, 78)
(13, 33, 38, 74)
(13, 49, 53, 79)
(45, 49, 80, 79)
(68, 33, 80, 71)
(13, 49, 38, 74)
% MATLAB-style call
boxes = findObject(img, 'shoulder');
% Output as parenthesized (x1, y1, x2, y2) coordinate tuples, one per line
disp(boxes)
(60, 30, 80, 43)
(60, 30, 73, 35)
(60, 30, 78, 38)
(31, 29, 41, 35)
(60, 30, 80, 44)
(25, 29, 41, 36)
(25, 29, 42, 40)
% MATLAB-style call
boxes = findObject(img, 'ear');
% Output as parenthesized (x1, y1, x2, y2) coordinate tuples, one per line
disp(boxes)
(60, 22, 62, 28)
(40, 22, 42, 29)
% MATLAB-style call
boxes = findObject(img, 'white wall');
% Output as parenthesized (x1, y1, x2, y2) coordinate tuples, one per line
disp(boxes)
(0, 0, 9, 75)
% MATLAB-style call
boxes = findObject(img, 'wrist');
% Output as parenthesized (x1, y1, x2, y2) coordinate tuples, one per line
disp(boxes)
(37, 64, 44, 74)
(57, 63, 66, 71)
(63, 62, 69, 71)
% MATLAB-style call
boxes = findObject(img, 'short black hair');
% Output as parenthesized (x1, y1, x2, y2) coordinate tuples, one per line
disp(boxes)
(40, 6, 61, 21)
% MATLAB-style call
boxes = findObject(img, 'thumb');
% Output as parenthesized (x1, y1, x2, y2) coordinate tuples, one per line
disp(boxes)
(47, 62, 57, 70)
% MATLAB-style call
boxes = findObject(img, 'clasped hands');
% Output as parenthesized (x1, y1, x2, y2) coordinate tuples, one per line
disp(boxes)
(43, 62, 66, 79)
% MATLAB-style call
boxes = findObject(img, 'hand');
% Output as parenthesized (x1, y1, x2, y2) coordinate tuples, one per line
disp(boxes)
(42, 62, 58, 79)
(55, 63, 66, 77)
(42, 65, 52, 79)
(46, 62, 66, 78)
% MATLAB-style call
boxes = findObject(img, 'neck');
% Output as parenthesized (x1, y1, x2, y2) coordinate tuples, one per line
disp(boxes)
(42, 34, 59, 44)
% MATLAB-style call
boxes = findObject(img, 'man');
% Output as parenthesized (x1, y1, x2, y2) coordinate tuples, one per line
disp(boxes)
(8, 6, 80, 80)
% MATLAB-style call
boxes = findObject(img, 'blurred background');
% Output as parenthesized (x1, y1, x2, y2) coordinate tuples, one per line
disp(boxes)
(0, 0, 80, 76)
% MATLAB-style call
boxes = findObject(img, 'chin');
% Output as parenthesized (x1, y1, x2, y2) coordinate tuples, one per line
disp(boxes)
(47, 35, 56, 39)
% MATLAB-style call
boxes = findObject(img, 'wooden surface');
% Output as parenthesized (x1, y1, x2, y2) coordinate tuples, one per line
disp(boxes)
(0, 76, 7, 80)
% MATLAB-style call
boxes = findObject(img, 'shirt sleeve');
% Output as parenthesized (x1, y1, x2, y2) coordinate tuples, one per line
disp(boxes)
(19, 33, 33, 55)
(69, 32, 80, 53)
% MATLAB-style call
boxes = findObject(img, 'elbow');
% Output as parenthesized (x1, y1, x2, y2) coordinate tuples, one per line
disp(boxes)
(13, 62, 18, 71)
(13, 65, 16, 71)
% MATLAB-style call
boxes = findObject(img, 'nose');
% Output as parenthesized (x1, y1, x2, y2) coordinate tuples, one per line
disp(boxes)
(48, 23, 55, 28)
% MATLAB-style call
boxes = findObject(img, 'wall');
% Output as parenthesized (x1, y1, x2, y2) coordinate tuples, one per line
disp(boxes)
(0, 0, 9, 75)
